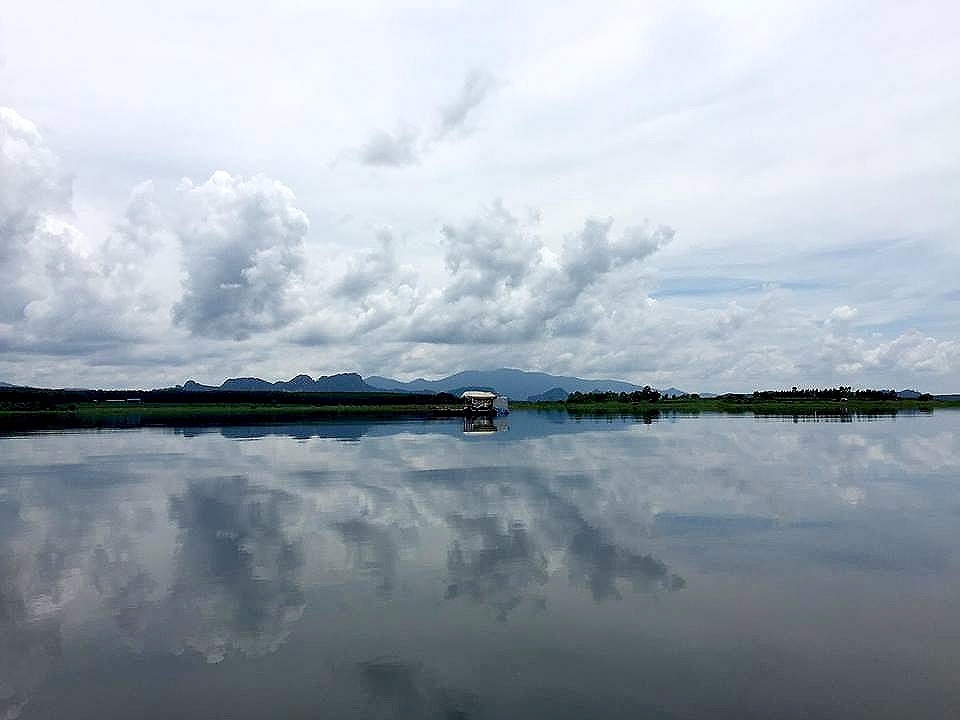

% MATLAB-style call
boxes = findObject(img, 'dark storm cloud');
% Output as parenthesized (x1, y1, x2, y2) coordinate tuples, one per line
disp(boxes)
(171, 171, 309, 340)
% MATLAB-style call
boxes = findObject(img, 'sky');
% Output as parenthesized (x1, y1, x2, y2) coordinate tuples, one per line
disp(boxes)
(1, 0, 958, 392)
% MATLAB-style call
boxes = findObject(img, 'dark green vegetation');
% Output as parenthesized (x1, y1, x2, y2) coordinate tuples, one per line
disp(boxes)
(3, 385, 959, 430)
(0, 387, 462, 430)
(516, 386, 959, 420)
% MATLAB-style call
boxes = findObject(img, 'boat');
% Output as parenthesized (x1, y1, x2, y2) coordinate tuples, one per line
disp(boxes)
(460, 390, 509, 416)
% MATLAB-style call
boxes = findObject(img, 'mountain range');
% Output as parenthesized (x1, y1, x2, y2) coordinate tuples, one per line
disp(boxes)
(364, 368, 667, 399)
(2, 372, 947, 401)
(181, 373, 376, 393)
(178, 368, 681, 400)
(174, 368, 668, 400)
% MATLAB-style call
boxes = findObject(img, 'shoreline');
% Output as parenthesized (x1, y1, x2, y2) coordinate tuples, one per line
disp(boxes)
(0, 402, 469, 431)
(1, 398, 958, 431)
(517, 397, 960, 415)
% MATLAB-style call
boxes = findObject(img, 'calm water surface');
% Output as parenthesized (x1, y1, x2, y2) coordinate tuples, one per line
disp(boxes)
(1, 411, 959, 719)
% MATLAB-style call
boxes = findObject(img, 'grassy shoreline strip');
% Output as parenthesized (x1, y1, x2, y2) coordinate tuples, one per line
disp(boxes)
(514, 398, 960, 414)
(2, 398, 959, 431)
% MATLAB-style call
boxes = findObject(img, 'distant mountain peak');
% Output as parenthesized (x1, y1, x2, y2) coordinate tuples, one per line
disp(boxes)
(182, 373, 376, 393)
(177, 369, 685, 399)
(364, 368, 673, 400)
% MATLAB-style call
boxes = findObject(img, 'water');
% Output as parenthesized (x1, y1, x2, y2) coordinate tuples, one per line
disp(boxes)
(1, 411, 959, 719)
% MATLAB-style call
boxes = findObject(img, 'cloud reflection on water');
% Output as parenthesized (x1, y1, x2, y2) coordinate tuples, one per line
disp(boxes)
(161, 477, 306, 663)
(0, 413, 958, 718)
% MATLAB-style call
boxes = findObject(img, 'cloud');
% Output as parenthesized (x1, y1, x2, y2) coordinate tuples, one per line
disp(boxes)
(357, 70, 497, 166)
(436, 69, 497, 139)
(286, 200, 674, 363)
(171, 171, 309, 340)
(0, 108, 69, 240)
(827, 305, 859, 324)
(100, 181, 167, 267)
(821, 330, 960, 377)
(441, 198, 541, 302)
(13, 219, 136, 350)
(0, 107, 72, 323)
(0, 108, 163, 355)
(334, 228, 405, 300)
(358, 125, 420, 167)
(549, 217, 676, 307)
(401, 201, 674, 344)
(2, 0, 960, 392)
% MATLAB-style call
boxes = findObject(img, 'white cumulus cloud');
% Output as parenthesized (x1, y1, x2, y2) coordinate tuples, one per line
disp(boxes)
(171, 171, 310, 340)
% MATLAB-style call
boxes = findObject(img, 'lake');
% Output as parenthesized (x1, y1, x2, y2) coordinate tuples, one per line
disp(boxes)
(1, 411, 959, 719)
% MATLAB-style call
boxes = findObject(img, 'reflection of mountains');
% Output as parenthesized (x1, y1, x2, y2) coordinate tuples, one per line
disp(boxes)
(179, 413, 642, 443)
(216, 422, 375, 441)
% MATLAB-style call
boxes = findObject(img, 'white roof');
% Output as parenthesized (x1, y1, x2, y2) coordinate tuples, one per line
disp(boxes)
(461, 390, 497, 399)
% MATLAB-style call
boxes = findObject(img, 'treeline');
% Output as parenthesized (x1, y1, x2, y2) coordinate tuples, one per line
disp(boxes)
(748, 387, 932, 401)
(568, 386, 662, 404)
(563, 385, 935, 406)
(0, 387, 459, 409)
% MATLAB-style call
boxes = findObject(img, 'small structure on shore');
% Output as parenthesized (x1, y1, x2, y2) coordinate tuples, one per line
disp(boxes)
(461, 390, 509, 416)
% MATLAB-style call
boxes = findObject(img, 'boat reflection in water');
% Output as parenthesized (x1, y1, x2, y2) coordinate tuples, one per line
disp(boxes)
(462, 415, 509, 433)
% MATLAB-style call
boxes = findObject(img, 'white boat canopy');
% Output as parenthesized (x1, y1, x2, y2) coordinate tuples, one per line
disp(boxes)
(460, 390, 498, 399)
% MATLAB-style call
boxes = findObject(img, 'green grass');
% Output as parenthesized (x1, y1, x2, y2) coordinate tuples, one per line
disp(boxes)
(515, 397, 960, 416)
